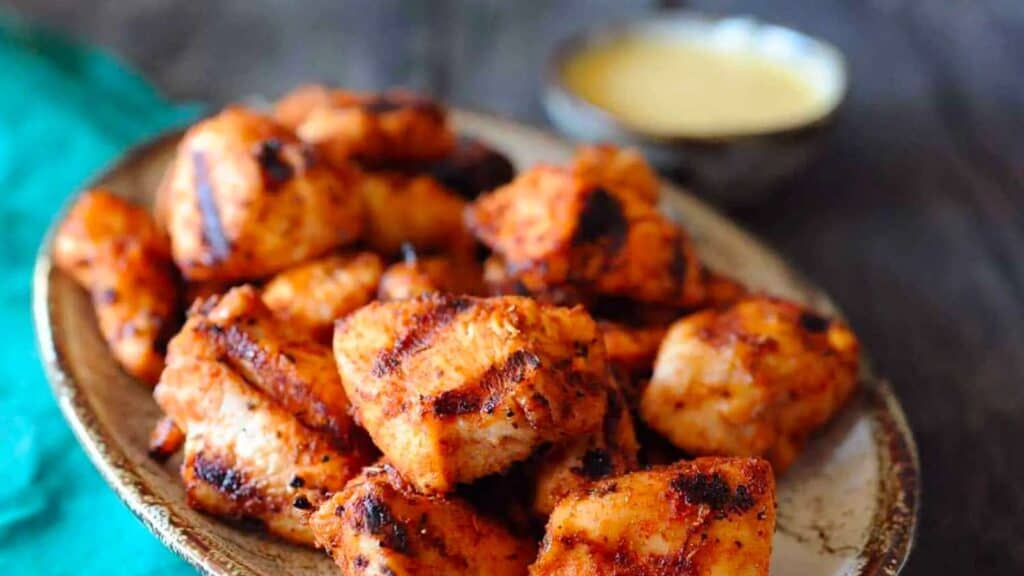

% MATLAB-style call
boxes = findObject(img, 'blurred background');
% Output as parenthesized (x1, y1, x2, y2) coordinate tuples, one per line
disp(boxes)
(2, 0, 1023, 574)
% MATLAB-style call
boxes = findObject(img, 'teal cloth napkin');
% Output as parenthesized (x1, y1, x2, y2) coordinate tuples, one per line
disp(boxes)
(0, 16, 201, 575)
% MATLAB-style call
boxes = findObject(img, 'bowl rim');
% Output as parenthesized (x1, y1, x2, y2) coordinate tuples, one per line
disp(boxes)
(545, 9, 850, 146)
(33, 110, 917, 576)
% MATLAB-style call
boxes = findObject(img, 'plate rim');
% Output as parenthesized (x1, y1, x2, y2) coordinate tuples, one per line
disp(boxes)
(32, 111, 919, 576)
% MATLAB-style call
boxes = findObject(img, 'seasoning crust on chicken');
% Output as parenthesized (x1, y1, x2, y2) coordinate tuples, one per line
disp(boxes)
(334, 293, 609, 493)
(53, 189, 181, 383)
(310, 463, 535, 576)
(530, 457, 775, 576)
(641, 296, 860, 471)
(159, 106, 364, 281)
(262, 252, 383, 341)
(467, 166, 705, 307)
(155, 289, 373, 544)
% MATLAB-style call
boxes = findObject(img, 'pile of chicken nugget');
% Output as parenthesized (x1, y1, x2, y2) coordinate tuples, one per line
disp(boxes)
(53, 85, 861, 576)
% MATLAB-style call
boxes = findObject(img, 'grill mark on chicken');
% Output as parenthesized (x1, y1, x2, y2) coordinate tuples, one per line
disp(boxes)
(355, 495, 410, 554)
(191, 151, 231, 263)
(192, 452, 256, 500)
(430, 349, 541, 418)
(371, 295, 473, 377)
(196, 320, 350, 448)
(573, 186, 627, 253)
(254, 138, 295, 188)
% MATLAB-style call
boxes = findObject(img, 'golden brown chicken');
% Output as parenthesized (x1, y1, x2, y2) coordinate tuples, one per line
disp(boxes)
(261, 252, 383, 341)
(359, 171, 471, 256)
(310, 463, 536, 576)
(467, 166, 705, 307)
(53, 189, 181, 383)
(158, 106, 364, 281)
(570, 144, 660, 205)
(274, 85, 455, 168)
(154, 286, 374, 544)
(334, 294, 609, 493)
(529, 383, 639, 517)
(530, 457, 775, 576)
(640, 296, 860, 472)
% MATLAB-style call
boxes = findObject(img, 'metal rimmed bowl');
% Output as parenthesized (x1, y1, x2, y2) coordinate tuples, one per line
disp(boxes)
(34, 110, 915, 575)
(545, 12, 848, 205)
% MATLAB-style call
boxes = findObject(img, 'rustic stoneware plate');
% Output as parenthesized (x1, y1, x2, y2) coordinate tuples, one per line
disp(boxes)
(34, 110, 918, 575)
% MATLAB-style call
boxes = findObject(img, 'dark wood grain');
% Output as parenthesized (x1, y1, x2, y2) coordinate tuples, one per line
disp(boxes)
(8, 0, 1024, 573)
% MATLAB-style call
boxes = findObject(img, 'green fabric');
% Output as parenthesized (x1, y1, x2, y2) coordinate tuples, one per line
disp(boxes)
(0, 16, 201, 575)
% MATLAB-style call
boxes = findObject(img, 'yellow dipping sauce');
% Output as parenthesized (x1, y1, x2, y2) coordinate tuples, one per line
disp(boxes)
(562, 35, 828, 137)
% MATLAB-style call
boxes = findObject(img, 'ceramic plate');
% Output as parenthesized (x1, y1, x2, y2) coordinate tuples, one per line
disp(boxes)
(33, 110, 918, 575)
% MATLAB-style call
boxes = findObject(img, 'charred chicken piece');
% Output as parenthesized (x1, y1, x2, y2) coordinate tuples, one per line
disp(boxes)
(530, 457, 775, 576)
(274, 85, 455, 167)
(467, 166, 704, 307)
(334, 294, 609, 493)
(154, 287, 372, 544)
(310, 463, 535, 576)
(641, 296, 860, 472)
(571, 144, 660, 205)
(158, 106, 364, 281)
(261, 252, 383, 341)
(529, 383, 639, 517)
(53, 189, 181, 383)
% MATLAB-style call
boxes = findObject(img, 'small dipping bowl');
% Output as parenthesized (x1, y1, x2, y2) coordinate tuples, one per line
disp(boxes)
(544, 12, 847, 205)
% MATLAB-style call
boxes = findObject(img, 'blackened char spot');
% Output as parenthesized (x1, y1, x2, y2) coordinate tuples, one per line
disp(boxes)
(428, 138, 516, 200)
(573, 186, 628, 253)
(670, 472, 756, 516)
(292, 495, 313, 510)
(431, 349, 541, 418)
(572, 449, 614, 480)
(799, 312, 830, 333)
(191, 151, 231, 263)
(254, 138, 294, 187)
(358, 495, 409, 553)
(192, 453, 250, 499)
(371, 295, 473, 377)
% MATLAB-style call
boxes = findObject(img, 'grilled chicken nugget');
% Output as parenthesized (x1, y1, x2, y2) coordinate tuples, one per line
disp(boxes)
(334, 294, 609, 493)
(159, 106, 364, 281)
(467, 166, 704, 307)
(187, 286, 365, 449)
(530, 383, 639, 517)
(531, 457, 775, 576)
(641, 296, 860, 472)
(275, 85, 455, 167)
(310, 463, 535, 576)
(360, 171, 470, 256)
(571, 144, 660, 205)
(53, 189, 181, 383)
(262, 252, 383, 341)
(155, 294, 372, 544)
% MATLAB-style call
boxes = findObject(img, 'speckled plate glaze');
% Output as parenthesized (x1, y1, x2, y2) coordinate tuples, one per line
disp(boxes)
(33, 110, 918, 576)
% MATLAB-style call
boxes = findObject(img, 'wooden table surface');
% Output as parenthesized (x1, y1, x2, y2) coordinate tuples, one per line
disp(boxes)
(10, 0, 1023, 574)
